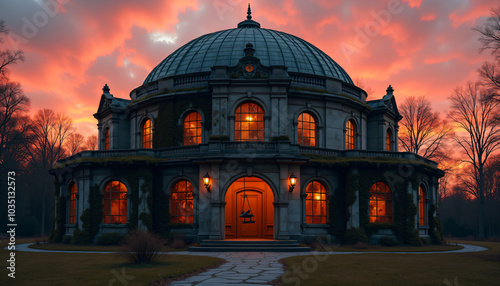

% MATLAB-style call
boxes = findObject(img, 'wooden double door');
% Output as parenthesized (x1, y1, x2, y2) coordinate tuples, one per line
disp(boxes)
(224, 177, 274, 239)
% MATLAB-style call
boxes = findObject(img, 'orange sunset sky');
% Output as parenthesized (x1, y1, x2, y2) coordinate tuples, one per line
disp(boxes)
(1, 0, 498, 137)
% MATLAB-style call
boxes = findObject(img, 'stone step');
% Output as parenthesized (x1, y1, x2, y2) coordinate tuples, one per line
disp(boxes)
(189, 246, 311, 252)
(189, 239, 311, 252)
(200, 239, 300, 246)
(201, 243, 302, 248)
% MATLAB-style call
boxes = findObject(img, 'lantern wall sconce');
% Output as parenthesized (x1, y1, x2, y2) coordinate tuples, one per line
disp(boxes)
(289, 173, 297, 192)
(203, 173, 211, 192)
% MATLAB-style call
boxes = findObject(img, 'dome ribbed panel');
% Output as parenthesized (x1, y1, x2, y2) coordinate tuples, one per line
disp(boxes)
(143, 28, 353, 84)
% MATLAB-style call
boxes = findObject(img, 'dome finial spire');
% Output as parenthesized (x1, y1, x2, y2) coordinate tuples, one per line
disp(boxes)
(237, 3, 260, 28)
(247, 3, 252, 20)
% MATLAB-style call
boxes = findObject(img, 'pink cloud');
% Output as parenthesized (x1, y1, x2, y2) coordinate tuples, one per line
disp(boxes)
(1, 0, 496, 140)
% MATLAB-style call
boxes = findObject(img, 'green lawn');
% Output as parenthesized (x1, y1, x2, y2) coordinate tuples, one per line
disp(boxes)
(28, 243, 189, 252)
(322, 244, 463, 252)
(279, 241, 500, 286)
(0, 239, 222, 286)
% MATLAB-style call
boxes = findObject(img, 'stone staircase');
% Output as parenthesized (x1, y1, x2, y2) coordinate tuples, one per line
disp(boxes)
(188, 239, 311, 252)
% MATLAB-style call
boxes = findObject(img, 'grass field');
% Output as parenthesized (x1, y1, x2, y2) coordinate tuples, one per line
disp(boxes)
(279, 241, 500, 286)
(2, 238, 499, 285)
(316, 244, 463, 252)
(0, 238, 221, 286)
(28, 243, 189, 252)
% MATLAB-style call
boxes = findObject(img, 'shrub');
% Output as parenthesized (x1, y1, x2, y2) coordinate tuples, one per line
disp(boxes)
(379, 236, 399, 246)
(62, 235, 72, 244)
(97, 232, 124, 245)
(352, 242, 371, 249)
(343, 228, 368, 245)
(71, 228, 89, 245)
(168, 233, 186, 249)
(120, 230, 166, 264)
(420, 237, 432, 245)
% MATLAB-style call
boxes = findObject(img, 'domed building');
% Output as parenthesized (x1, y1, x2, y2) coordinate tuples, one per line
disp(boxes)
(51, 7, 444, 246)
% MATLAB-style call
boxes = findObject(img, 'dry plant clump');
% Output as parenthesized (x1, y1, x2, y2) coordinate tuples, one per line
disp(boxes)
(120, 230, 166, 264)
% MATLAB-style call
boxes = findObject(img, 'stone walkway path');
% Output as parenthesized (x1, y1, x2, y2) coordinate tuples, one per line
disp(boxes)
(13, 243, 488, 286)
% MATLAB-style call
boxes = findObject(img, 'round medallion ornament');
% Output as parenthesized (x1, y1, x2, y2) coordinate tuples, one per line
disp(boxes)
(245, 64, 254, 72)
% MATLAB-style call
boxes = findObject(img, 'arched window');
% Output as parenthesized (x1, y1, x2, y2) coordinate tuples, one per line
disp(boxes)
(306, 181, 328, 224)
(369, 182, 393, 223)
(170, 180, 194, 224)
(235, 102, 264, 141)
(183, 112, 202, 145)
(104, 127, 110, 150)
(68, 182, 77, 224)
(103, 181, 127, 224)
(298, 113, 316, 146)
(386, 129, 392, 151)
(346, 119, 356, 150)
(419, 185, 427, 226)
(142, 118, 153, 149)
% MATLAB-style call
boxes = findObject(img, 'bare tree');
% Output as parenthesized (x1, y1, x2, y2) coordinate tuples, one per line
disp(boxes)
(0, 20, 25, 81)
(474, 8, 500, 101)
(84, 134, 98, 151)
(449, 82, 500, 239)
(23, 109, 73, 235)
(478, 61, 500, 91)
(473, 8, 500, 58)
(398, 96, 453, 164)
(0, 81, 30, 163)
(353, 76, 375, 98)
(65, 132, 85, 155)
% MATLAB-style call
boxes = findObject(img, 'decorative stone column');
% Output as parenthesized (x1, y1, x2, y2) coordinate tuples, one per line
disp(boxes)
(276, 162, 291, 240)
(209, 163, 223, 239)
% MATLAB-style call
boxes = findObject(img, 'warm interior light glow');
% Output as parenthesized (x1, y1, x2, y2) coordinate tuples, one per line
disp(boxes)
(306, 181, 327, 224)
(183, 112, 202, 145)
(235, 102, 264, 141)
(369, 182, 393, 223)
(170, 180, 194, 224)
(290, 177, 296, 186)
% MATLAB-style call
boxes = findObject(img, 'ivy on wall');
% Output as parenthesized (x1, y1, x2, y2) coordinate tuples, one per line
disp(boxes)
(154, 95, 212, 148)
(428, 204, 444, 244)
(73, 184, 103, 244)
(49, 194, 65, 242)
(307, 155, 441, 245)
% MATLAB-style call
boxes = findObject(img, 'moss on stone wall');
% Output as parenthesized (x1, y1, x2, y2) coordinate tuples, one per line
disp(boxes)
(74, 184, 103, 244)
(53, 156, 165, 169)
(318, 158, 433, 245)
(428, 204, 444, 244)
(49, 195, 65, 242)
(154, 95, 212, 148)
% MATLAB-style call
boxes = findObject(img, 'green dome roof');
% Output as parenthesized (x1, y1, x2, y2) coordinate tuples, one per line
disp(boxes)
(144, 10, 352, 85)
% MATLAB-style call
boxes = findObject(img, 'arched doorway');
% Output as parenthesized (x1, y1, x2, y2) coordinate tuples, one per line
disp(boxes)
(224, 177, 274, 239)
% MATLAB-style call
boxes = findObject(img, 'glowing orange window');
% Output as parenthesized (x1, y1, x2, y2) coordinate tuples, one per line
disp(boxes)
(346, 119, 356, 150)
(142, 118, 153, 149)
(103, 181, 127, 224)
(298, 113, 316, 146)
(419, 185, 426, 226)
(235, 102, 264, 141)
(170, 180, 194, 224)
(104, 127, 110, 150)
(183, 112, 202, 145)
(369, 182, 393, 223)
(306, 181, 328, 224)
(386, 129, 392, 151)
(68, 183, 77, 224)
